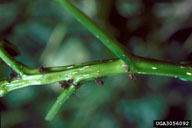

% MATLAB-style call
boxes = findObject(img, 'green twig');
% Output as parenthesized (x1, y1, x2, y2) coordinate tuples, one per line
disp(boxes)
(0, 42, 26, 76)
(0, 40, 35, 77)
(134, 56, 192, 81)
(0, 55, 191, 97)
(56, 0, 135, 69)
(45, 85, 76, 121)
(0, 58, 127, 97)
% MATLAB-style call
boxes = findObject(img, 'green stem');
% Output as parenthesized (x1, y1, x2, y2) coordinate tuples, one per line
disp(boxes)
(45, 85, 76, 121)
(0, 42, 26, 76)
(135, 56, 192, 81)
(0, 57, 191, 97)
(56, 0, 134, 69)
(0, 59, 127, 97)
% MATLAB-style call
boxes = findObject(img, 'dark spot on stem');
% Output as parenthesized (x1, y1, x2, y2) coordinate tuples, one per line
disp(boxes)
(67, 79, 74, 84)
(9, 69, 18, 79)
(124, 65, 136, 80)
(59, 81, 70, 89)
(124, 66, 130, 72)
(39, 65, 45, 73)
(59, 78, 82, 89)
(59, 79, 74, 89)
(127, 74, 137, 80)
(74, 82, 82, 88)
(95, 77, 104, 86)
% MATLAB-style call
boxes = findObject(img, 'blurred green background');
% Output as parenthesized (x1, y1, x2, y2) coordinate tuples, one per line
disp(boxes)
(0, 0, 192, 128)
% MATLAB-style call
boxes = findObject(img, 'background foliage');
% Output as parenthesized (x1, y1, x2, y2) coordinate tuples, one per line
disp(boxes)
(0, 0, 192, 128)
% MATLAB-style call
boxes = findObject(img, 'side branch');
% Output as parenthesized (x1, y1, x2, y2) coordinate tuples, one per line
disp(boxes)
(45, 85, 77, 121)
(0, 40, 32, 76)
(56, 0, 135, 69)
